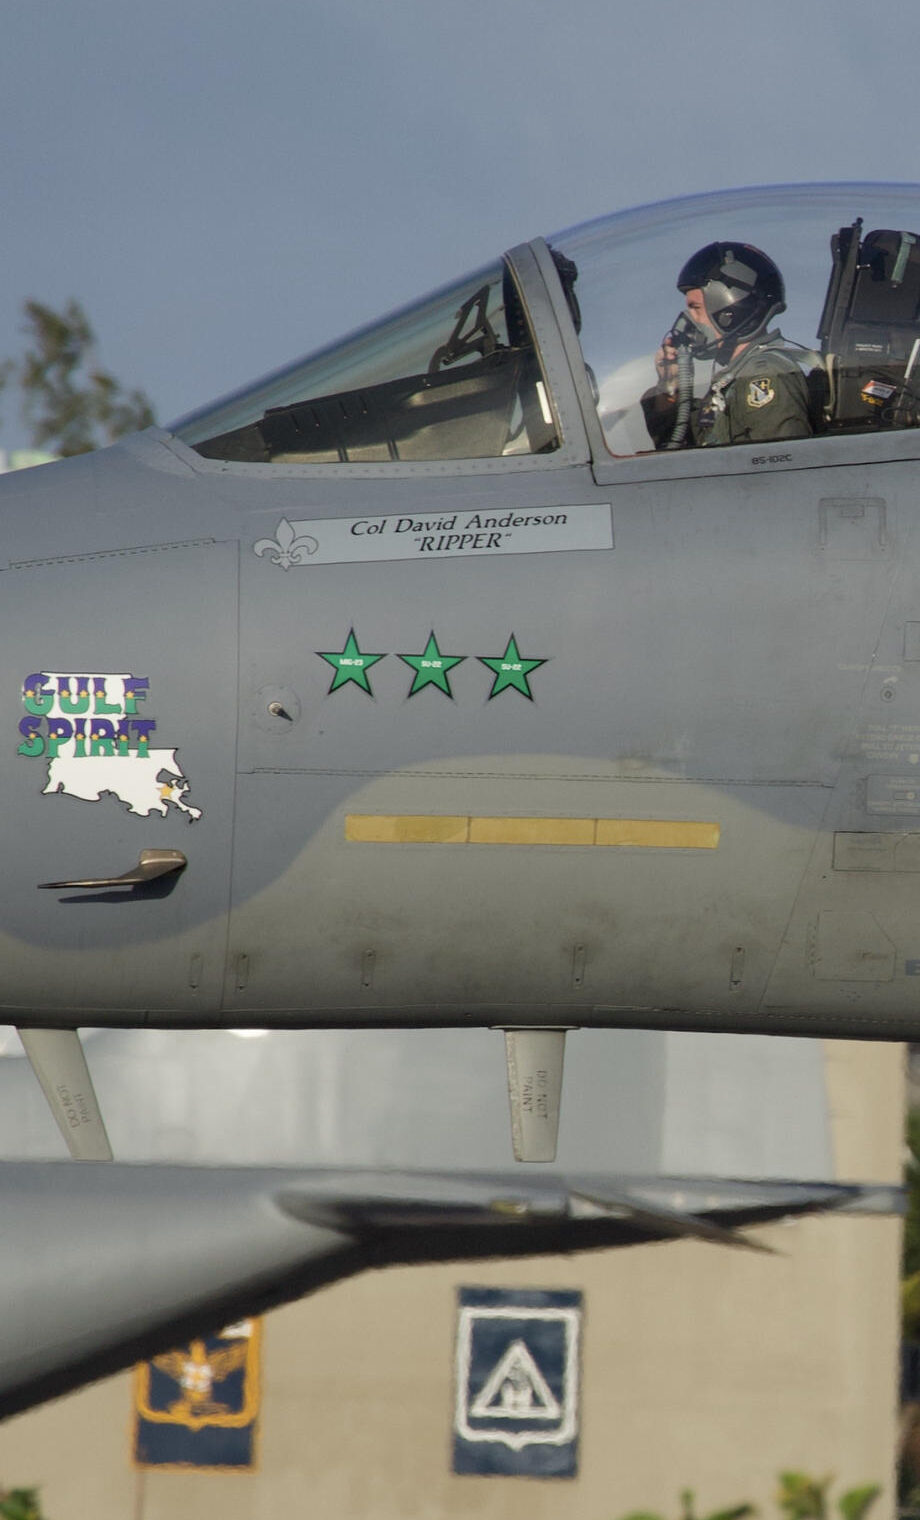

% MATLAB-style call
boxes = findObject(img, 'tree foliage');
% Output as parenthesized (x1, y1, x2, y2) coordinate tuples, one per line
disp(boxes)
(902, 1108, 920, 1337)
(776, 1473, 880, 1520)
(6, 299, 155, 456)
(616, 1477, 881, 1520)
(0, 1489, 47, 1520)
(905, 1109, 920, 1274)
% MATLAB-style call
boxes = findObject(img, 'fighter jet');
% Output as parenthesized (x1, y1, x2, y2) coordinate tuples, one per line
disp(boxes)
(5, 180, 920, 1161)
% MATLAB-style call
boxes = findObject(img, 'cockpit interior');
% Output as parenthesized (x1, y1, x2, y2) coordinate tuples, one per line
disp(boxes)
(172, 184, 920, 466)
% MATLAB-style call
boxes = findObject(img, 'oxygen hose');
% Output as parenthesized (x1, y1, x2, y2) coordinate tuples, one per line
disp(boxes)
(665, 349, 694, 449)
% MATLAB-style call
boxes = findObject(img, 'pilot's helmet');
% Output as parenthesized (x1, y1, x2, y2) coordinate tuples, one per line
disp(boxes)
(677, 242, 786, 352)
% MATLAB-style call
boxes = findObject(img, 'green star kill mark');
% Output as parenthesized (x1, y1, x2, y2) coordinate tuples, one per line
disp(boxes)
(317, 629, 386, 695)
(478, 634, 547, 700)
(398, 632, 465, 698)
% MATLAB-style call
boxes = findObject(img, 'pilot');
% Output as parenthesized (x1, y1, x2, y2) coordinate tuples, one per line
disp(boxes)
(642, 242, 813, 449)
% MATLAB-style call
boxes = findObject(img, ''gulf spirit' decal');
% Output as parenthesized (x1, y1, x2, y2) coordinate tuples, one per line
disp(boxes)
(18, 673, 201, 821)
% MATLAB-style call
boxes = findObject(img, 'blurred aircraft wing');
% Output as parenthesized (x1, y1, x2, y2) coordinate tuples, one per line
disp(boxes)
(0, 1163, 902, 1421)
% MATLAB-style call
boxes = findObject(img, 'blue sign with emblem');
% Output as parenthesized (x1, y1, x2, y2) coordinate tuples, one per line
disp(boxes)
(453, 1288, 582, 1477)
(133, 1319, 260, 1470)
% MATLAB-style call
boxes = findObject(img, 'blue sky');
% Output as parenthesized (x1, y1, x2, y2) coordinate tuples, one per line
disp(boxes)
(0, 0, 916, 445)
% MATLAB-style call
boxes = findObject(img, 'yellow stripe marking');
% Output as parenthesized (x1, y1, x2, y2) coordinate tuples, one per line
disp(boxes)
(469, 816, 596, 846)
(595, 818, 720, 850)
(346, 815, 720, 849)
(345, 814, 469, 844)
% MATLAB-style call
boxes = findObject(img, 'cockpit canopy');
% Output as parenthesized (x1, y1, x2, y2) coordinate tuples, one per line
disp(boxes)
(172, 183, 920, 465)
(551, 182, 920, 455)
(174, 261, 559, 464)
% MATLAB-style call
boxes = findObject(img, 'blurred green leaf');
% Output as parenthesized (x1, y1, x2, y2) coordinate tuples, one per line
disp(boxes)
(777, 1470, 831, 1520)
(0, 1488, 46, 1520)
(836, 1484, 880, 1520)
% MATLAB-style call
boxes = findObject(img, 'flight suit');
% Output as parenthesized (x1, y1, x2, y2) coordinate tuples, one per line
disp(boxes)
(642, 332, 813, 450)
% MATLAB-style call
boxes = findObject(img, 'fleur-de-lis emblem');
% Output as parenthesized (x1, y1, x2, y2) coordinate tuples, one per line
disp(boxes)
(253, 518, 319, 570)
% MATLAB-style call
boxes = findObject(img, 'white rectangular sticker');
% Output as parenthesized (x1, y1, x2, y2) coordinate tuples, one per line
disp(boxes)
(253, 504, 612, 569)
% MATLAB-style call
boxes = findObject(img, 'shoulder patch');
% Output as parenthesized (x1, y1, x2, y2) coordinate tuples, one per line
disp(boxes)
(747, 377, 775, 408)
